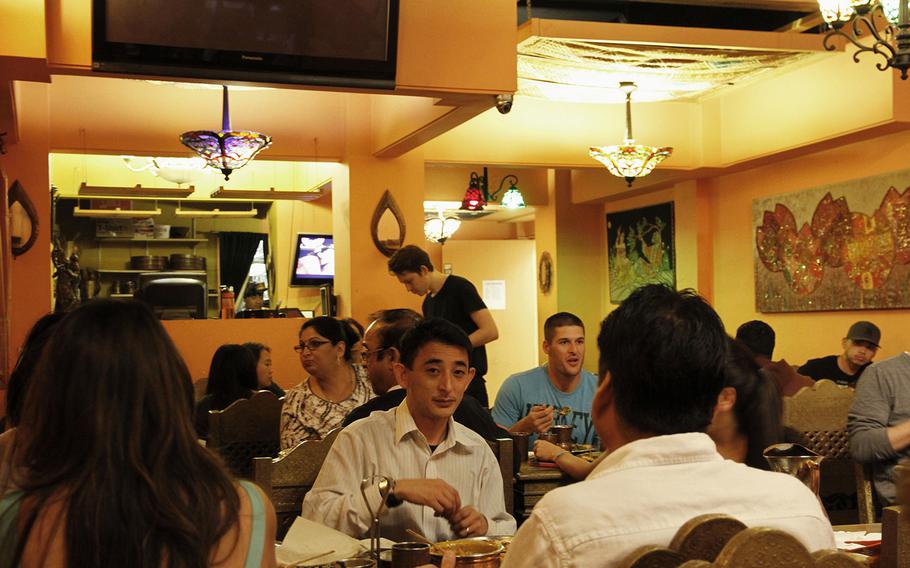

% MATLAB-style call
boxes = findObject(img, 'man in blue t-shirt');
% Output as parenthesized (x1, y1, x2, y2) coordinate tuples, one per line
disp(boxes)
(492, 312, 598, 445)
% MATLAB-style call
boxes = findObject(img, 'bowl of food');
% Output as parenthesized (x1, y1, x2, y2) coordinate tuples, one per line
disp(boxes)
(429, 538, 503, 567)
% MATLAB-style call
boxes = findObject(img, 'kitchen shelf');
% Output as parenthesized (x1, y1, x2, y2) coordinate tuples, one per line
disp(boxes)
(96, 237, 208, 243)
(97, 269, 150, 274)
(109, 293, 135, 298)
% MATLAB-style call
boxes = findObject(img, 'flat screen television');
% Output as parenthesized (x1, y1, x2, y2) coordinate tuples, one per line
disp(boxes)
(291, 233, 334, 287)
(92, 1, 400, 89)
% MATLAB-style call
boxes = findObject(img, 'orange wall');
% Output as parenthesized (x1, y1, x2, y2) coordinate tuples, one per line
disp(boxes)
(162, 318, 307, 389)
(0, 81, 52, 361)
(709, 128, 910, 365)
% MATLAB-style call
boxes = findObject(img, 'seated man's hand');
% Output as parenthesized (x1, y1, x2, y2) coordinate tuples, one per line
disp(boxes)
(511, 404, 554, 434)
(448, 505, 488, 538)
(393, 479, 462, 518)
(533, 439, 564, 462)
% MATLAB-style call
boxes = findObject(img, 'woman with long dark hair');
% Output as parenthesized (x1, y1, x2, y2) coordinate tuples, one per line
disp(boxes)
(280, 316, 373, 449)
(0, 299, 276, 567)
(195, 344, 259, 439)
(243, 342, 284, 398)
(709, 338, 784, 469)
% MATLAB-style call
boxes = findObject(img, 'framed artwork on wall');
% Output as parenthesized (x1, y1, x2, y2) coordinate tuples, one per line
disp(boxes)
(606, 202, 676, 304)
(753, 168, 910, 312)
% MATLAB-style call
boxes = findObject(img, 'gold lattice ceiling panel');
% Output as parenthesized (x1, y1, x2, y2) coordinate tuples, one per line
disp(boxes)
(517, 37, 814, 103)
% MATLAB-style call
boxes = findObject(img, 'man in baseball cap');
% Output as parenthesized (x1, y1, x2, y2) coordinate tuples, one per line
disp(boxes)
(798, 321, 881, 386)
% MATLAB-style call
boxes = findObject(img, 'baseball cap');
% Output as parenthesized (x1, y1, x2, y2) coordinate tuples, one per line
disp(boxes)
(846, 321, 881, 348)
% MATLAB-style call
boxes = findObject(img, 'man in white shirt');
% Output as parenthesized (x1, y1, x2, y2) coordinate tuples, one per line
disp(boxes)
(501, 285, 834, 568)
(302, 318, 516, 542)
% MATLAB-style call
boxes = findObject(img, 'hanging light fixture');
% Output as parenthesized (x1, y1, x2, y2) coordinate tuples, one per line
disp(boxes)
(589, 82, 673, 188)
(459, 168, 526, 211)
(424, 211, 461, 244)
(180, 86, 272, 181)
(819, 0, 910, 79)
(460, 171, 487, 211)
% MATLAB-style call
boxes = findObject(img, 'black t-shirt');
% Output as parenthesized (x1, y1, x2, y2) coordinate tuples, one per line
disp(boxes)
(342, 388, 510, 440)
(798, 355, 869, 386)
(422, 274, 489, 378)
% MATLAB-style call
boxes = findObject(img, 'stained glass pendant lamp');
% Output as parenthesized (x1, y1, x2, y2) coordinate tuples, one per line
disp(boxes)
(460, 171, 487, 211)
(424, 211, 461, 244)
(180, 86, 272, 181)
(589, 82, 673, 187)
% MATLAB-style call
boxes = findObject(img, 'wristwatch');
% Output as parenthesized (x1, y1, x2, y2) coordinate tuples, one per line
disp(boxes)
(385, 478, 403, 508)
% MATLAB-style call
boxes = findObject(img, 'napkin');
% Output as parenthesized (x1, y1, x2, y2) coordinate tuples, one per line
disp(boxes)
(833, 530, 882, 551)
(276, 517, 365, 566)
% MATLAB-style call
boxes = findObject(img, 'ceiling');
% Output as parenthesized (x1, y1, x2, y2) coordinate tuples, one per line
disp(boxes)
(515, 0, 821, 32)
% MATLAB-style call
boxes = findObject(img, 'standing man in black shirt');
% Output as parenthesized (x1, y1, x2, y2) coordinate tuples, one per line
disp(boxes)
(798, 321, 881, 386)
(388, 245, 499, 406)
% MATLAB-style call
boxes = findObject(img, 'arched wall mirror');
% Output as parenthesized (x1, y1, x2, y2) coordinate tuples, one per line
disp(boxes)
(8, 180, 38, 257)
(371, 190, 406, 257)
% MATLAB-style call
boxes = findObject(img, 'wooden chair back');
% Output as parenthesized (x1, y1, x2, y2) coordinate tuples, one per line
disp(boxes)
(783, 380, 876, 524)
(668, 514, 747, 562)
(487, 437, 514, 517)
(253, 428, 341, 540)
(208, 390, 283, 479)
(618, 514, 865, 568)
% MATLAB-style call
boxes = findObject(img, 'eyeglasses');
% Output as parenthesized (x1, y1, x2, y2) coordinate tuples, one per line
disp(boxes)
(294, 339, 331, 353)
(361, 346, 388, 361)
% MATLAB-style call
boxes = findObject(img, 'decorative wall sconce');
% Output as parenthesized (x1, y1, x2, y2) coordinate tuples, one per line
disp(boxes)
(459, 167, 526, 212)
(424, 211, 461, 244)
(589, 82, 673, 187)
(180, 86, 272, 181)
(818, 0, 910, 79)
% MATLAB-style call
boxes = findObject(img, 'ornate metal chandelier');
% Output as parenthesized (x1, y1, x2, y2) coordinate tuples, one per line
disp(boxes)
(180, 86, 272, 181)
(818, 0, 910, 79)
(589, 82, 673, 188)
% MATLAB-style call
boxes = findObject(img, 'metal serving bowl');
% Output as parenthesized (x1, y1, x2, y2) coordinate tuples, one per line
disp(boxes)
(429, 538, 503, 567)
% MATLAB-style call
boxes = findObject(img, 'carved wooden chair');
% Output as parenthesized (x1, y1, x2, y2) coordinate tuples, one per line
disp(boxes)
(783, 379, 876, 524)
(253, 428, 341, 540)
(207, 390, 283, 479)
(619, 515, 865, 568)
(618, 514, 746, 567)
(487, 437, 515, 517)
(688, 527, 864, 568)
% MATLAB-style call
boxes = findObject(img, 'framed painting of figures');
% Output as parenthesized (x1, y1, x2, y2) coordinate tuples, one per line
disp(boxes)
(606, 202, 676, 304)
(754, 168, 910, 312)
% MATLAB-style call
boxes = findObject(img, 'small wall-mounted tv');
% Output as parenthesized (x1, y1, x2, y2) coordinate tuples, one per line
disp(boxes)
(291, 233, 334, 287)
(92, 0, 400, 90)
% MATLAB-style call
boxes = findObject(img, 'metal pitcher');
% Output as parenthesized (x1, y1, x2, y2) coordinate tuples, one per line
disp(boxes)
(763, 443, 825, 497)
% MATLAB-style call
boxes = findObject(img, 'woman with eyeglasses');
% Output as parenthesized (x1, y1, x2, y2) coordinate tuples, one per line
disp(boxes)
(279, 317, 374, 450)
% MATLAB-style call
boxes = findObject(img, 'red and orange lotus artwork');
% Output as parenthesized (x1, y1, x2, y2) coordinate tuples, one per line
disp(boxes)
(754, 174, 910, 312)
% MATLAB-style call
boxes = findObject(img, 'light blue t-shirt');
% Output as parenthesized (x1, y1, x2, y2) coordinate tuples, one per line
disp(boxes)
(492, 365, 599, 445)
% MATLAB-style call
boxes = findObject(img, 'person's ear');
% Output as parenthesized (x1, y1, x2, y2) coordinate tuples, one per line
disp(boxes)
(542, 339, 551, 356)
(592, 371, 613, 417)
(335, 341, 346, 361)
(386, 346, 401, 364)
(716, 386, 737, 413)
(420, 265, 430, 277)
(711, 386, 737, 422)
(842, 338, 849, 351)
(393, 362, 409, 389)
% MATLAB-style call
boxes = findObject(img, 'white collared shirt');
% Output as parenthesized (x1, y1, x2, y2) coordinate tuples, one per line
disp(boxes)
(501, 433, 835, 568)
(301, 398, 516, 542)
